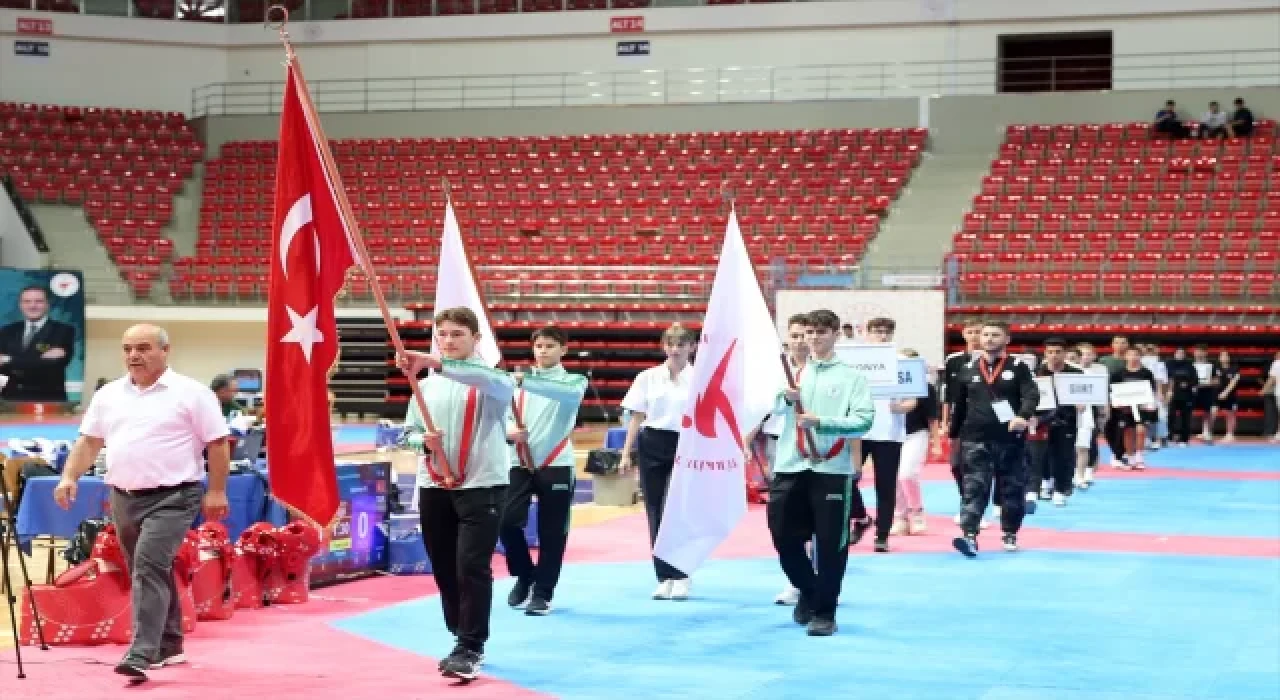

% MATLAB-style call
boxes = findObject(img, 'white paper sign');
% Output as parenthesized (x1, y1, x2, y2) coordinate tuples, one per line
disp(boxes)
(870, 357, 929, 399)
(1052, 373, 1110, 406)
(1034, 376, 1057, 411)
(992, 400, 1015, 423)
(1194, 362, 1213, 384)
(834, 343, 899, 386)
(1110, 380, 1156, 408)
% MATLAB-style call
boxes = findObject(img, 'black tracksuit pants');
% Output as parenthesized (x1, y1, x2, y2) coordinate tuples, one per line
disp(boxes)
(500, 465, 576, 602)
(1028, 424, 1075, 495)
(849, 439, 902, 539)
(419, 485, 505, 653)
(958, 440, 1028, 536)
(1169, 394, 1195, 443)
(767, 470, 852, 620)
(635, 428, 686, 582)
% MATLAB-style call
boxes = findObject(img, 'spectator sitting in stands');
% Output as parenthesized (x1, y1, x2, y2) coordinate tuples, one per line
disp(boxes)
(1199, 101, 1229, 139)
(1153, 100, 1188, 139)
(1229, 97, 1254, 137)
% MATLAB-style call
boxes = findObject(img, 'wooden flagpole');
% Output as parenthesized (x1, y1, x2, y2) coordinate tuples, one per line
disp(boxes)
(267, 6, 458, 487)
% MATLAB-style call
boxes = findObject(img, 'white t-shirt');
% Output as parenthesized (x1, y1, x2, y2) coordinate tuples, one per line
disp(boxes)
(1270, 359, 1280, 396)
(863, 398, 906, 442)
(81, 368, 230, 491)
(621, 363, 694, 432)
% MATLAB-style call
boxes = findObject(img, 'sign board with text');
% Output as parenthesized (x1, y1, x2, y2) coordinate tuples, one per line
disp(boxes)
(1110, 380, 1156, 408)
(616, 40, 650, 57)
(834, 343, 899, 387)
(1051, 373, 1109, 406)
(15, 40, 50, 58)
(16, 17, 54, 35)
(869, 356, 928, 399)
(610, 15, 644, 32)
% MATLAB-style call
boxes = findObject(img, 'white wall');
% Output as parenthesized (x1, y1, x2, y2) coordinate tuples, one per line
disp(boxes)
(0, 186, 42, 270)
(2, 0, 1277, 112)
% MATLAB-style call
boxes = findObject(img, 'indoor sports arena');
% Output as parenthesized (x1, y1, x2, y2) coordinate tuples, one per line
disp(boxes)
(0, 1, 1277, 697)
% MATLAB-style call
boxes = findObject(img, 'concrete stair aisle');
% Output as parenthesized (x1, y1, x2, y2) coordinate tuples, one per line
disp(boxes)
(154, 165, 204, 304)
(857, 152, 993, 289)
(28, 204, 133, 305)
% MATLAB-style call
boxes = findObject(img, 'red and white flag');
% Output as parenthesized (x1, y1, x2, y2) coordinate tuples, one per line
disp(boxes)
(265, 63, 361, 526)
(430, 198, 501, 366)
(653, 209, 784, 574)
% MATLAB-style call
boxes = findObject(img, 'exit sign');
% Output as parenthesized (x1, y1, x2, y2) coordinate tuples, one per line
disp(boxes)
(609, 16, 644, 33)
(16, 17, 54, 35)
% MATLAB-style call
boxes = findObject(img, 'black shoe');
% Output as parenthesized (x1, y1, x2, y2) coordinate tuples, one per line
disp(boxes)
(952, 534, 979, 558)
(1025, 499, 1037, 515)
(440, 648, 484, 682)
(114, 655, 150, 682)
(525, 596, 552, 616)
(792, 596, 813, 626)
(507, 578, 533, 608)
(150, 648, 187, 669)
(437, 644, 465, 671)
(806, 616, 837, 636)
(1002, 533, 1018, 552)
(850, 518, 873, 547)
(873, 536, 889, 553)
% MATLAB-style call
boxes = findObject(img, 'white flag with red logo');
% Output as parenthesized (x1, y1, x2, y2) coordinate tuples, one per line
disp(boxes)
(264, 62, 361, 527)
(653, 209, 785, 574)
(430, 199, 501, 367)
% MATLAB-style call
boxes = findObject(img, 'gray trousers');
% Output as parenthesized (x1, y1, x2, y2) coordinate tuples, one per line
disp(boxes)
(109, 482, 202, 661)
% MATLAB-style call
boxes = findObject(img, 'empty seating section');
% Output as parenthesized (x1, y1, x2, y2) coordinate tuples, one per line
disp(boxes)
(0, 102, 204, 298)
(172, 128, 926, 302)
(951, 121, 1280, 303)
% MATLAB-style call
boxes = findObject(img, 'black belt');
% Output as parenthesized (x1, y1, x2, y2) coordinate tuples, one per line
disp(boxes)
(642, 428, 679, 436)
(112, 481, 201, 497)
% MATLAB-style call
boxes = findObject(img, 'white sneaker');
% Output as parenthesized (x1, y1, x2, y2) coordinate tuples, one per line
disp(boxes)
(953, 513, 962, 525)
(1040, 482, 1053, 500)
(1053, 492, 1067, 507)
(1026, 492, 1038, 505)
(652, 580, 673, 600)
(669, 579, 691, 600)
(980, 518, 991, 530)
(774, 585, 800, 605)
(909, 513, 928, 534)
(1223, 434, 1235, 443)
(889, 517, 909, 536)
(1084, 467, 1095, 485)
(993, 505, 1002, 518)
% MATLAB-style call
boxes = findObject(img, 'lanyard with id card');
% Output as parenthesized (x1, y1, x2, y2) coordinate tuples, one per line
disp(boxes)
(979, 356, 1017, 425)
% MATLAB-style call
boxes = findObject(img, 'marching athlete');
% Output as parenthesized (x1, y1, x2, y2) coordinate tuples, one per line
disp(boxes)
(1107, 347, 1160, 469)
(397, 307, 573, 681)
(941, 319, 990, 529)
(1028, 338, 1083, 507)
(766, 309, 874, 636)
(950, 320, 1039, 556)
(619, 323, 695, 600)
(850, 317, 910, 552)
(501, 326, 588, 615)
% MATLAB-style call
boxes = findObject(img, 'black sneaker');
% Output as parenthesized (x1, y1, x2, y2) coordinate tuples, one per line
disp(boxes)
(441, 648, 484, 682)
(849, 518, 873, 547)
(525, 596, 552, 616)
(792, 595, 813, 626)
(437, 644, 464, 671)
(873, 536, 889, 553)
(150, 648, 187, 669)
(114, 654, 150, 682)
(806, 616, 837, 636)
(1002, 533, 1018, 552)
(507, 578, 533, 608)
(1025, 499, 1037, 515)
(952, 534, 979, 558)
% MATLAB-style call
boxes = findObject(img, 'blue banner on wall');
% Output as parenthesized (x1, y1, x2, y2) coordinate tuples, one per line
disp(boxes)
(0, 268, 85, 403)
(14, 41, 50, 58)
(617, 40, 651, 57)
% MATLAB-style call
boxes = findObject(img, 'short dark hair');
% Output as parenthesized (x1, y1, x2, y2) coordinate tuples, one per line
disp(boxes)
(1112, 335, 1129, 343)
(1043, 337, 1067, 349)
(18, 285, 48, 301)
(788, 313, 813, 328)
(865, 317, 896, 333)
(1125, 346, 1142, 355)
(808, 309, 841, 332)
(1195, 343, 1209, 352)
(961, 317, 983, 329)
(531, 325, 567, 346)
(434, 307, 480, 334)
(211, 374, 234, 392)
(981, 319, 1010, 334)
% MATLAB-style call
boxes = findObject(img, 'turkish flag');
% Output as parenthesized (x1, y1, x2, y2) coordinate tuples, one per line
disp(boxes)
(265, 63, 360, 527)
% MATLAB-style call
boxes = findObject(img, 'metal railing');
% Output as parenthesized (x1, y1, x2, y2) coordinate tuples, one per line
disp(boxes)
(191, 49, 1280, 117)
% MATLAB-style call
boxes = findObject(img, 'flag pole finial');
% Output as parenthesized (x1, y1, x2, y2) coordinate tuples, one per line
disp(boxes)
(719, 179, 735, 212)
(265, 4, 296, 61)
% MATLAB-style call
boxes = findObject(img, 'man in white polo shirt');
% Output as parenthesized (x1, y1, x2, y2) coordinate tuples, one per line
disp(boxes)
(53, 324, 230, 682)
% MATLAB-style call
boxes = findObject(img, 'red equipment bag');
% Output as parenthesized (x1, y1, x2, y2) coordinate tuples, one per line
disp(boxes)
(190, 522, 237, 621)
(20, 524, 131, 646)
(268, 521, 323, 604)
(232, 522, 278, 608)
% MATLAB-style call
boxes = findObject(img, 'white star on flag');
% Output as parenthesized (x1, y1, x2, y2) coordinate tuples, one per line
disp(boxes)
(280, 305, 324, 363)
